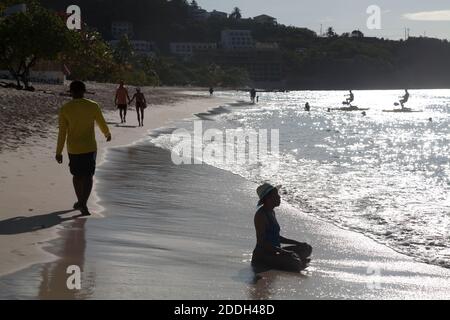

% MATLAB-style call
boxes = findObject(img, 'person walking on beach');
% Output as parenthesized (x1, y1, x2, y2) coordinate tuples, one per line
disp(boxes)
(250, 88, 257, 103)
(56, 81, 111, 216)
(115, 81, 130, 123)
(129, 87, 147, 127)
(251, 183, 312, 272)
(209, 87, 214, 96)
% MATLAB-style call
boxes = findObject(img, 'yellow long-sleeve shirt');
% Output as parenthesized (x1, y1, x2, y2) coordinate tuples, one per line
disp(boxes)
(56, 98, 110, 155)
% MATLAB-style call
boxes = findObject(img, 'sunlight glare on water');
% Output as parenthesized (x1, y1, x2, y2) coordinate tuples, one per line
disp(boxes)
(150, 89, 450, 268)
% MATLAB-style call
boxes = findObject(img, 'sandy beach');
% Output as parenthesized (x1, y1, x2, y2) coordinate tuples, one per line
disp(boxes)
(0, 82, 231, 277)
(1, 83, 450, 300)
(1, 144, 450, 299)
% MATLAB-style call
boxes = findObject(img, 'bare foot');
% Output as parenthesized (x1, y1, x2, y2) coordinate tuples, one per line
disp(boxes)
(80, 206, 91, 216)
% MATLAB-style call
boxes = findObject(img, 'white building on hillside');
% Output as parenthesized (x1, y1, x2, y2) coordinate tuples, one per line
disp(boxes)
(256, 42, 279, 49)
(170, 42, 217, 58)
(190, 8, 210, 21)
(108, 40, 157, 56)
(3, 3, 27, 16)
(210, 10, 227, 19)
(253, 14, 277, 25)
(221, 30, 255, 50)
(112, 21, 134, 40)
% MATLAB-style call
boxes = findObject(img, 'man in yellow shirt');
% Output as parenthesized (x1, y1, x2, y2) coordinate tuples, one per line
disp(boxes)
(56, 81, 112, 216)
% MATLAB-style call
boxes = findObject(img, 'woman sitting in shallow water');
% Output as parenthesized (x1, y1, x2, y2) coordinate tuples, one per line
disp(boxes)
(251, 183, 312, 272)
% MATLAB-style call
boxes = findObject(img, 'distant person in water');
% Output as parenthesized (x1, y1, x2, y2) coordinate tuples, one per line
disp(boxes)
(250, 88, 257, 103)
(304, 102, 310, 112)
(209, 87, 214, 96)
(399, 89, 409, 109)
(251, 183, 312, 272)
(345, 90, 354, 105)
(256, 96, 259, 103)
(56, 81, 111, 216)
(115, 81, 130, 123)
(129, 88, 147, 127)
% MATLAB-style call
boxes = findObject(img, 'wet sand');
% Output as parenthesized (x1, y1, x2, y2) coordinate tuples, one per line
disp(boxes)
(1, 143, 449, 299)
(1, 84, 449, 299)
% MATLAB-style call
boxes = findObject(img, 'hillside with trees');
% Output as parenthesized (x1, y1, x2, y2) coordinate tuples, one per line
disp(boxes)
(2, 0, 450, 89)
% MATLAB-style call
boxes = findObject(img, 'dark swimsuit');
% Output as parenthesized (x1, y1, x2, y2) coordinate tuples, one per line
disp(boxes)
(259, 208, 280, 248)
(252, 208, 280, 264)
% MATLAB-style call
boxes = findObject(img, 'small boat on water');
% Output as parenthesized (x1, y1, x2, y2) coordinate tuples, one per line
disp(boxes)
(382, 108, 423, 113)
(331, 106, 370, 111)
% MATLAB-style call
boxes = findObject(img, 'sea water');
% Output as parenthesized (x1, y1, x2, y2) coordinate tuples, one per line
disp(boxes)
(150, 89, 450, 268)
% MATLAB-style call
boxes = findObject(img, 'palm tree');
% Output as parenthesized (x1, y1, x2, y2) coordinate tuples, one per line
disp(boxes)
(190, 0, 199, 9)
(230, 7, 242, 19)
(326, 27, 337, 38)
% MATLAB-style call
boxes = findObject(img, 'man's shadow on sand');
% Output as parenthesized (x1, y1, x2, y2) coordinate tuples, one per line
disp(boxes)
(0, 210, 84, 235)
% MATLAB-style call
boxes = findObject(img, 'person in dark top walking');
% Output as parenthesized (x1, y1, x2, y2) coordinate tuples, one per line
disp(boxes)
(129, 87, 147, 127)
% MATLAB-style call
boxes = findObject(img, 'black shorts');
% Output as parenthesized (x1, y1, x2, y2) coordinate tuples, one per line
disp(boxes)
(117, 104, 127, 110)
(68, 152, 97, 176)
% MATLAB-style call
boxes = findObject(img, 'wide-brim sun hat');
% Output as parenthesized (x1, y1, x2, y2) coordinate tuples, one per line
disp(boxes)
(256, 183, 281, 206)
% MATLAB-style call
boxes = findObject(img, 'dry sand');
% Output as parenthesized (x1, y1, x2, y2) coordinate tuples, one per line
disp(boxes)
(0, 82, 232, 277)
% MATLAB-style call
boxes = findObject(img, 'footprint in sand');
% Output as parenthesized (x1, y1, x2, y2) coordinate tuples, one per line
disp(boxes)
(1, 176, 7, 179)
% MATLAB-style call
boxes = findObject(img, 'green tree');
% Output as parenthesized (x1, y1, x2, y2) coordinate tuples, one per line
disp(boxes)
(190, 0, 199, 9)
(326, 27, 337, 38)
(113, 34, 135, 65)
(0, 1, 71, 88)
(229, 7, 242, 19)
(351, 30, 364, 38)
(139, 55, 161, 86)
(60, 27, 117, 82)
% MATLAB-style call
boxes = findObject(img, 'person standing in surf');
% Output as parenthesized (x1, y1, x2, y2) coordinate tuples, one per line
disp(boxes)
(129, 87, 147, 127)
(399, 89, 410, 109)
(115, 81, 130, 123)
(344, 90, 354, 105)
(56, 81, 111, 216)
(250, 88, 257, 103)
(251, 183, 312, 272)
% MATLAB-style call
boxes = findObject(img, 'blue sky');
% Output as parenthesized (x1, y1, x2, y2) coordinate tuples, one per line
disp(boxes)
(196, 0, 450, 40)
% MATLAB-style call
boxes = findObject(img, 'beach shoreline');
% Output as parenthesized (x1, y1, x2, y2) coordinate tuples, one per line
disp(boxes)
(2, 84, 450, 300)
(0, 82, 233, 277)
(2, 143, 450, 299)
